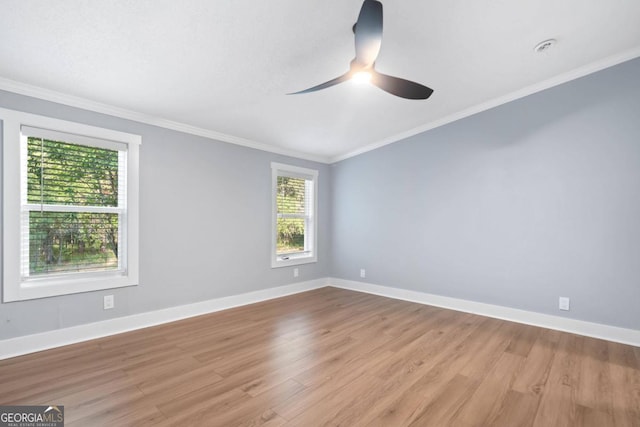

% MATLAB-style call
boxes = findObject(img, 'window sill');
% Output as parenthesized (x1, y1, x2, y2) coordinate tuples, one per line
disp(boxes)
(6, 273, 137, 302)
(271, 254, 317, 269)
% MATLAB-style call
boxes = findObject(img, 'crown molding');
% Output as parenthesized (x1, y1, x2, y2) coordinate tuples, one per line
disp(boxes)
(0, 77, 331, 164)
(329, 46, 640, 163)
(2, 45, 639, 166)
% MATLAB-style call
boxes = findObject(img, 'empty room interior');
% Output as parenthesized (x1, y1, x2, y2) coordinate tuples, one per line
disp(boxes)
(1, 1, 639, 426)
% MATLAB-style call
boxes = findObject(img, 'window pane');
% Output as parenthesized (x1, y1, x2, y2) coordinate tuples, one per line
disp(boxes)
(27, 137, 119, 207)
(277, 176, 309, 255)
(277, 176, 306, 215)
(28, 211, 119, 275)
(277, 217, 305, 254)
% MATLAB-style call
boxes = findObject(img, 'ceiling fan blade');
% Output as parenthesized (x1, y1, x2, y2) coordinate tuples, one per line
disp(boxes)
(371, 71, 434, 100)
(288, 72, 351, 95)
(354, 0, 383, 66)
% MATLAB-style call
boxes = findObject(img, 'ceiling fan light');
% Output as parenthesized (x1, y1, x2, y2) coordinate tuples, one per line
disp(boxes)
(352, 71, 372, 84)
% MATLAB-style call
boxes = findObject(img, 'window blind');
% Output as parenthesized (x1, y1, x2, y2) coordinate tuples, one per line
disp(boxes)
(276, 175, 313, 256)
(20, 127, 127, 278)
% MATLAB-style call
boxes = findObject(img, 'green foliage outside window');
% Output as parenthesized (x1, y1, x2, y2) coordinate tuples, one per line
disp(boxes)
(276, 176, 307, 253)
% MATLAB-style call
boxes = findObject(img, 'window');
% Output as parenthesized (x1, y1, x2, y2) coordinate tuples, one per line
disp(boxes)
(271, 162, 318, 268)
(2, 108, 140, 301)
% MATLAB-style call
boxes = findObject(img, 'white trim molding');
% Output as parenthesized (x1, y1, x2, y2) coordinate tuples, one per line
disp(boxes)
(0, 77, 329, 164)
(0, 278, 329, 361)
(329, 278, 640, 347)
(329, 46, 640, 163)
(270, 162, 319, 269)
(2, 47, 639, 165)
(2, 277, 638, 360)
(1, 108, 141, 302)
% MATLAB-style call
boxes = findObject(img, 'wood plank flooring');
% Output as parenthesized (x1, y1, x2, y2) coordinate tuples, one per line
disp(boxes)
(0, 287, 638, 426)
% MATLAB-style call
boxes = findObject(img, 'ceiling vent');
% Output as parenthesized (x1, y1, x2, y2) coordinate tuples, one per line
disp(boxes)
(534, 39, 557, 53)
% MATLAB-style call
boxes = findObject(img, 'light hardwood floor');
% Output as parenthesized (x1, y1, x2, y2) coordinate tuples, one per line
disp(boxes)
(1, 287, 639, 426)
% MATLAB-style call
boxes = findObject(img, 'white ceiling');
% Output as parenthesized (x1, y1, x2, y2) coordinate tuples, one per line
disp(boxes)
(1, 0, 640, 163)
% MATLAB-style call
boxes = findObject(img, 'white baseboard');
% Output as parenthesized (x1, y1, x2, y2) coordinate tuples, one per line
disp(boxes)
(329, 278, 640, 347)
(0, 278, 329, 360)
(3, 277, 637, 360)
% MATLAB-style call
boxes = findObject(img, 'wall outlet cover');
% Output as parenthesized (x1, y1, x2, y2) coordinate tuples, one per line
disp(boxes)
(104, 295, 115, 310)
(559, 297, 570, 311)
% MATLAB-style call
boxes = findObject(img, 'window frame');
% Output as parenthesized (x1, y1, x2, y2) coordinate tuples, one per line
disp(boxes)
(271, 162, 318, 268)
(1, 108, 141, 302)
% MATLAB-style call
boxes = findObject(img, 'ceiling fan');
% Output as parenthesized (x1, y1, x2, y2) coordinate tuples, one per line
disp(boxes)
(289, 0, 433, 100)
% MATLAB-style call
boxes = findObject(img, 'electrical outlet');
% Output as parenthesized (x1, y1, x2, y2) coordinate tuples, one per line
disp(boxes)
(293, 268, 299, 278)
(559, 297, 570, 311)
(360, 269, 366, 278)
(104, 295, 115, 310)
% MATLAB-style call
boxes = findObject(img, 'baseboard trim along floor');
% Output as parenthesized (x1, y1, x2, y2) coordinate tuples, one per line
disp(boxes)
(2, 277, 638, 360)
(0, 278, 328, 360)
(330, 278, 640, 348)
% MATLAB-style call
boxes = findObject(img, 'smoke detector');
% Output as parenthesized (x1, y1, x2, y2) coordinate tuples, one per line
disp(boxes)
(534, 39, 557, 53)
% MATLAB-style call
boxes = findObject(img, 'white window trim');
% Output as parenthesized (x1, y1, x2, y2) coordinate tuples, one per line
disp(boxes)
(271, 162, 318, 268)
(1, 107, 141, 302)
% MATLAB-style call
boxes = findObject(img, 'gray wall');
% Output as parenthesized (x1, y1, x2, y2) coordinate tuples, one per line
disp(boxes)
(0, 90, 332, 340)
(2, 57, 639, 341)
(331, 58, 640, 330)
